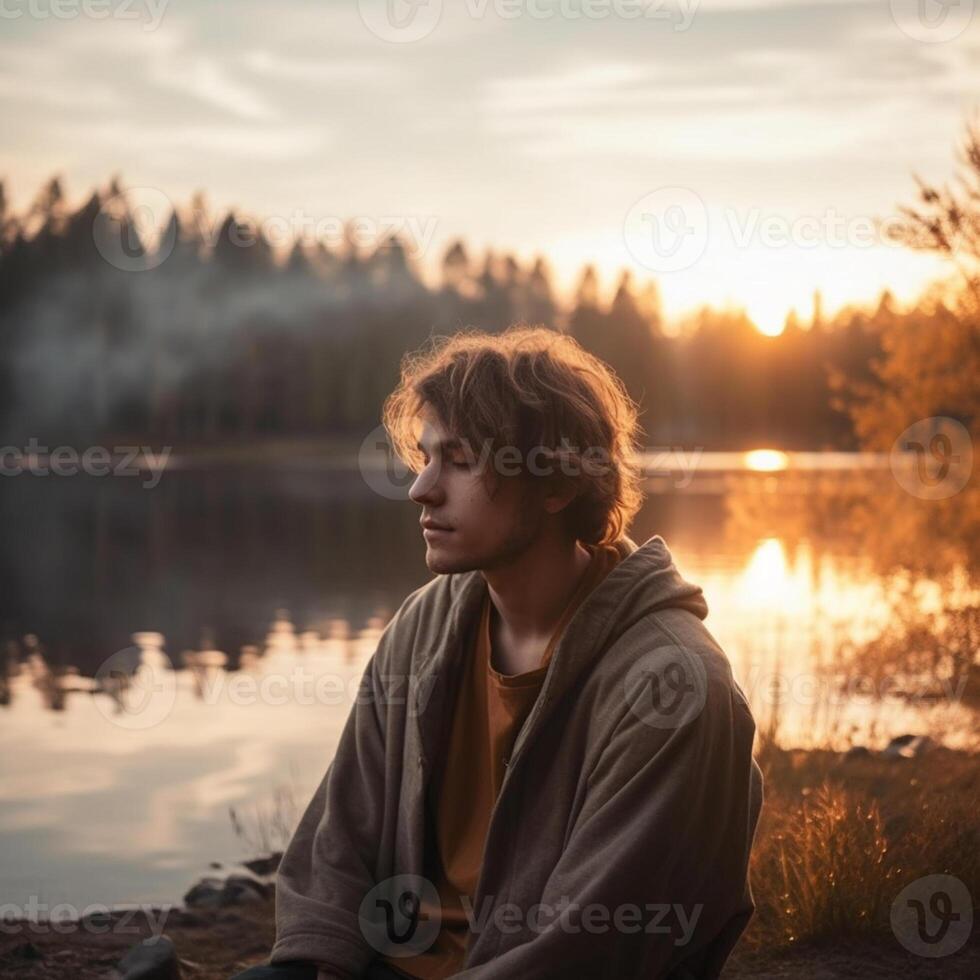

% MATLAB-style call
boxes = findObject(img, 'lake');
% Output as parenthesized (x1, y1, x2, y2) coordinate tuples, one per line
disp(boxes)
(1, 451, 976, 916)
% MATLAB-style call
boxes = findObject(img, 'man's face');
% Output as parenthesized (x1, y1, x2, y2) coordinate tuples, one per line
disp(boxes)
(408, 407, 544, 574)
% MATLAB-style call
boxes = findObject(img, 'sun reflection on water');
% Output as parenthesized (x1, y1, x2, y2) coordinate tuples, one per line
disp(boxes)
(744, 449, 790, 472)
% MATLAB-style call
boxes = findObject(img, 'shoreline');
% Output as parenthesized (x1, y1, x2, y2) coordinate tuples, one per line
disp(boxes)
(4, 902, 979, 980)
(3, 745, 978, 977)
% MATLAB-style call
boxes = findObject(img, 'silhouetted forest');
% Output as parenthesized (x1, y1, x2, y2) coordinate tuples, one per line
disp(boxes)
(0, 174, 951, 450)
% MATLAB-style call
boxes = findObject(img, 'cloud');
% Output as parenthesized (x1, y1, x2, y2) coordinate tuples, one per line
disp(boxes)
(240, 49, 391, 85)
(0, 69, 122, 111)
(485, 104, 895, 162)
(474, 0, 980, 164)
(53, 119, 330, 161)
(146, 55, 278, 122)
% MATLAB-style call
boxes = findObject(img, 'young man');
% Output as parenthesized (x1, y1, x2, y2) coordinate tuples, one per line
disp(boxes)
(235, 327, 763, 980)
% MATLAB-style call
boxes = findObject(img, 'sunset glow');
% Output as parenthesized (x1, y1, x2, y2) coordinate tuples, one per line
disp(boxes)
(0, 2, 968, 325)
(744, 449, 790, 472)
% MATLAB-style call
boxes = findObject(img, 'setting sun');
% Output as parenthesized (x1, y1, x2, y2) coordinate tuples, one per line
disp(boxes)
(744, 449, 790, 472)
(746, 298, 789, 337)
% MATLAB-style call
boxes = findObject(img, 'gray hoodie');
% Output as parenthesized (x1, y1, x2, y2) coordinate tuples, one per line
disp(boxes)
(272, 535, 764, 979)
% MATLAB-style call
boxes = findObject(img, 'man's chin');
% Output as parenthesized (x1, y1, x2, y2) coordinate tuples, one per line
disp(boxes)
(423, 545, 477, 575)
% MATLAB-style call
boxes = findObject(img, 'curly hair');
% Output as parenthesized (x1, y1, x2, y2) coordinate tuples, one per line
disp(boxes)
(382, 325, 643, 545)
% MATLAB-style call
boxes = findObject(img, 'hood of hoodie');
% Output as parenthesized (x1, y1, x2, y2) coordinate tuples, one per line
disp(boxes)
(441, 533, 707, 657)
(424, 534, 710, 762)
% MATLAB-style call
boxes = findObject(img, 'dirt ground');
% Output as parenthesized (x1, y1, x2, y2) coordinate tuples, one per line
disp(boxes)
(0, 903, 274, 979)
(723, 937, 980, 979)
(2, 900, 978, 979)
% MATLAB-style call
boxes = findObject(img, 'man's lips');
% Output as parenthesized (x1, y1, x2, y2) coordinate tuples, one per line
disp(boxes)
(420, 518, 453, 532)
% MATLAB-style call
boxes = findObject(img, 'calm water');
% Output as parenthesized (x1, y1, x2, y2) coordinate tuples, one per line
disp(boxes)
(1, 455, 975, 914)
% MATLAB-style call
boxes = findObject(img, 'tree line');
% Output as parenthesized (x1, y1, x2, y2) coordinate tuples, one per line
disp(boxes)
(0, 169, 970, 451)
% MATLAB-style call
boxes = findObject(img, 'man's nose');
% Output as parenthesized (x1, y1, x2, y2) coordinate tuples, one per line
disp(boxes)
(409, 459, 444, 505)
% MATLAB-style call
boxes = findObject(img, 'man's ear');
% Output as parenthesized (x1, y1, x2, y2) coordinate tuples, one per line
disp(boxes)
(542, 477, 579, 515)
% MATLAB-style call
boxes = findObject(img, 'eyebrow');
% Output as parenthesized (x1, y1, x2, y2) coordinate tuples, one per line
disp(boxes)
(416, 437, 463, 454)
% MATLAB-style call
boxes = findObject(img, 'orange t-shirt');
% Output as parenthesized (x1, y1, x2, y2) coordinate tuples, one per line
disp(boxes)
(384, 544, 621, 979)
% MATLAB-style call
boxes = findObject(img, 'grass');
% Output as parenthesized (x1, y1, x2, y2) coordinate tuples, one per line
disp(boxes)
(228, 777, 301, 857)
(741, 734, 980, 953)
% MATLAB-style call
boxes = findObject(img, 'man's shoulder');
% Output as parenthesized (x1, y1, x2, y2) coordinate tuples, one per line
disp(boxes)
(598, 604, 754, 729)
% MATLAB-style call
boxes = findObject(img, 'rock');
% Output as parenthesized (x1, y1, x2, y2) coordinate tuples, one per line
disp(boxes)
(169, 909, 205, 927)
(183, 871, 271, 909)
(5, 941, 42, 960)
(223, 874, 270, 905)
(183, 876, 226, 909)
(117, 936, 182, 980)
(209, 860, 223, 869)
(243, 851, 283, 876)
(882, 734, 935, 759)
(843, 745, 872, 760)
(81, 909, 116, 930)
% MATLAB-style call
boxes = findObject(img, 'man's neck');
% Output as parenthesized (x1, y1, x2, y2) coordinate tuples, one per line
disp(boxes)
(482, 532, 593, 673)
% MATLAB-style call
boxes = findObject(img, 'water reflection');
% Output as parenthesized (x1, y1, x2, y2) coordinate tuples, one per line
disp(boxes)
(0, 611, 387, 715)
(743, 449, 789, 472)
(0, 458, 976, 910)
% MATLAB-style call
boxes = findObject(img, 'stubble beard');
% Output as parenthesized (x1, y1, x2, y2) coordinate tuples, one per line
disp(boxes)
(424, 509, 543, 576)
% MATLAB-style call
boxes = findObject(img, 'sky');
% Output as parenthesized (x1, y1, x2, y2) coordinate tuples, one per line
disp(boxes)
(2, 0, 978, 333)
